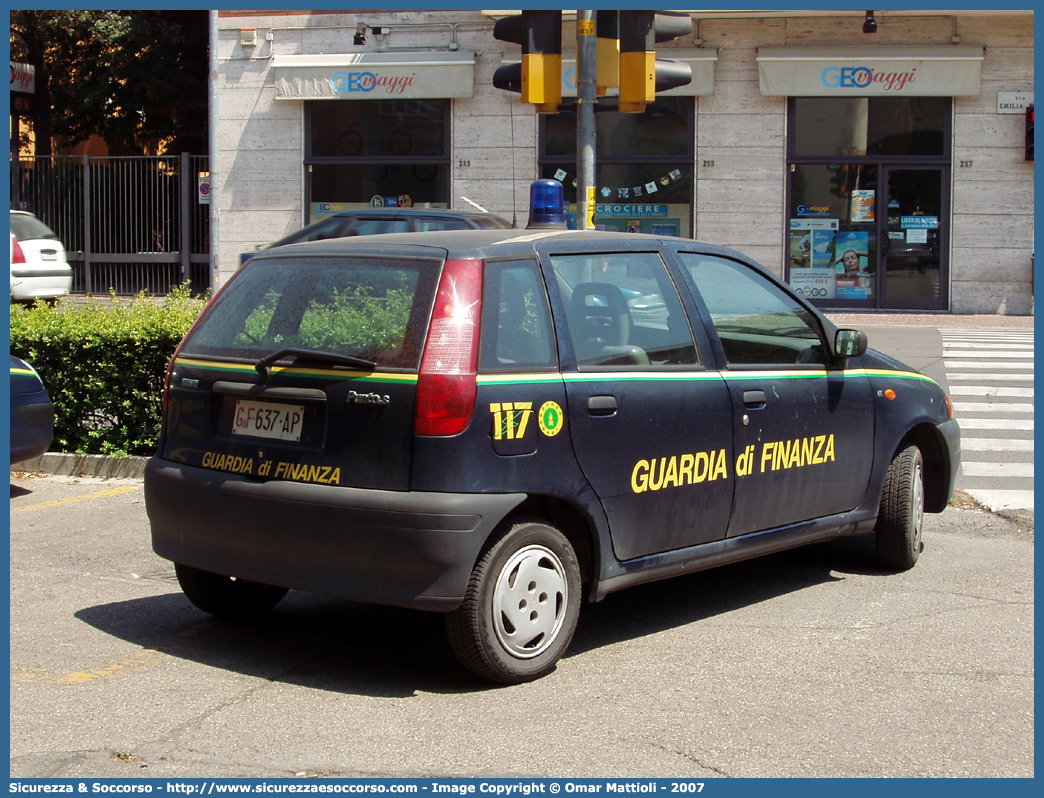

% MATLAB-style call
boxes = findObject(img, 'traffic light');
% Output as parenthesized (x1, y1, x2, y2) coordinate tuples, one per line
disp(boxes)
(492, 11, 562, 113)
(830, 165, 849, 198)
(595, 11, 619, 97)
(1027, 104, 1035, 162)
(618, 11, 693, 113)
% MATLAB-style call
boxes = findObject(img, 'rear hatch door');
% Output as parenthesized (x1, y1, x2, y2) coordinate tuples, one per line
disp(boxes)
(161, 248, 444, 491)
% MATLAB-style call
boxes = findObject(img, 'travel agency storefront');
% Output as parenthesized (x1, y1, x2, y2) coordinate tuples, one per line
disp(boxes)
(213, 10, 1033, 314)
(765, 45, 983, 311)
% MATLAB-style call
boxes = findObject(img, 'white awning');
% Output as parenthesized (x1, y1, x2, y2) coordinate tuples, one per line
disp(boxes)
(757, 46, 985, 97)
(273, 52, 476, 100)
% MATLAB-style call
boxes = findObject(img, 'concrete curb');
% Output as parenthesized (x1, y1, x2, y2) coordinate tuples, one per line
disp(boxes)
(12, 452, 149, 480)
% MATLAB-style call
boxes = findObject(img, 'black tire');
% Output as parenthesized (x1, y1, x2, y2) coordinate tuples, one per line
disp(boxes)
(876, 444, 925, 571)
(446, 518, 581, 684)
(174, 563, 288, 620)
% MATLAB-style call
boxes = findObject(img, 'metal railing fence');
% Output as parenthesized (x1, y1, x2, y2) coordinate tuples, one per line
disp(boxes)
(12, 154, 211, 296)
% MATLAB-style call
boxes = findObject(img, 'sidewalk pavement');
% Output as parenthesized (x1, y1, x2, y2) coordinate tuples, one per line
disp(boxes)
(10, 314, 1032, 483)
(825, 311, 1033, 328)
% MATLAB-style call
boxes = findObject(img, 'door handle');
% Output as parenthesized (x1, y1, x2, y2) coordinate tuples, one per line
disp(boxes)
(587, 395, 618, 416)
(742, 390, 767, 408)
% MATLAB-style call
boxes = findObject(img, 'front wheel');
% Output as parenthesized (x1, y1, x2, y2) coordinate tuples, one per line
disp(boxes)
(876, 444, 925, 571)
(446, 518, 581, 684)
(175, 563, 288, 620)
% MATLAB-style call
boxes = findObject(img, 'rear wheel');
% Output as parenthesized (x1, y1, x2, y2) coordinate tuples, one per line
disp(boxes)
(876, 444, 925, 570)
(174, 563, 288, 620)
(446, 518, 581, 684)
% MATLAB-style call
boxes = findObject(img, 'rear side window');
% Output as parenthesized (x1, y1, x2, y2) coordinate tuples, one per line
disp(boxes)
(677, 253, 827, 367)
(10, 214, 58, 241)
(182, 256, 441, 370)
(479, 260, 556, 371)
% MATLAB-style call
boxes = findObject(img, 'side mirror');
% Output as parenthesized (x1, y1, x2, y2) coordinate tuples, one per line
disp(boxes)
(834, 329, 868, 365)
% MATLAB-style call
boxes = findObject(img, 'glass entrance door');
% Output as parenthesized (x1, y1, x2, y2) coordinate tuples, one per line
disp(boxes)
(879, 167, 947, 309)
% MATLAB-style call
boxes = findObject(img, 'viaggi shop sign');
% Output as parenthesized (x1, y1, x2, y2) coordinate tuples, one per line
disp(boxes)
(757, 46, 984, 97)
(331, 71, 416, 95)
(274, 53, 475, 100)
(821, 66, 916, 92)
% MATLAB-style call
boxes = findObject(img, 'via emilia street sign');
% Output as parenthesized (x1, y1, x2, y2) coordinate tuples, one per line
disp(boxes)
(998, 91, 1034, 114)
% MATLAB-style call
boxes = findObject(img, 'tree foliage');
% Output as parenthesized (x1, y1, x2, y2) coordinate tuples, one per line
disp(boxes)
(10, 10, 208, 156)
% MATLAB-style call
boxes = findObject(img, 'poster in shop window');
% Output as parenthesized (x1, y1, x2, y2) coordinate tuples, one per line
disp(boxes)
(832, 230, 872, 299)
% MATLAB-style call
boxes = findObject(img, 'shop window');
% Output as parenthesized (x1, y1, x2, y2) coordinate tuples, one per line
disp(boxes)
(792, 97, 947, 158)
(305, 100, 451, 223)
(540, 98, 694, 237)
(787, 97, 950, 310)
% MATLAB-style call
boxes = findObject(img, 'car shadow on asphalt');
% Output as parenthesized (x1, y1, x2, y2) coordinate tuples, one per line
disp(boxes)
(73, 533, 888, 695)
(10, 483, 33, 499)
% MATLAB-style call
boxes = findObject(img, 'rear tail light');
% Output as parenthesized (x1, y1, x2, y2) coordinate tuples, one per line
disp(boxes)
(11, 234, 25, 264)
(415, 258, 483, 436)
(161, 275, 232, 409)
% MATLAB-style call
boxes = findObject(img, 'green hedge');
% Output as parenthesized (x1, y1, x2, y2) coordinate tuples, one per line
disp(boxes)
(9, 289, 206, 456)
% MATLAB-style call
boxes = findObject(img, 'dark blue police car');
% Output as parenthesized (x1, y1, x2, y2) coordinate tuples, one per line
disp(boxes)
(10, 356, 55, 464)
(146, 182, 961, 684)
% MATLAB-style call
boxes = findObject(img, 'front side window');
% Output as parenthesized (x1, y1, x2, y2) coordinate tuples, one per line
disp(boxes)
(184, 256, 440, 370)
(678, 253, 826, 367)
(549, 252, 698, 369)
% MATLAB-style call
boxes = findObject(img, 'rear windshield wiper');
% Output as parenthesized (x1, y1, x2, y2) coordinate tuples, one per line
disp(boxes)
(255, 347, 377, 379)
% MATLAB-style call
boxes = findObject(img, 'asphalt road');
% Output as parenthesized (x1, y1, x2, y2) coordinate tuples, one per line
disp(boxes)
(9, 472, 1034, 779)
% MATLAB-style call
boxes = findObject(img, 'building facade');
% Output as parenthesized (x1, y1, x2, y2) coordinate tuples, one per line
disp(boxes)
(213, 9, 1034, 314)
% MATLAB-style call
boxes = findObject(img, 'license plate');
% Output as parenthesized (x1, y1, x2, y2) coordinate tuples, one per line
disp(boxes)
(232, 399, 305, 442)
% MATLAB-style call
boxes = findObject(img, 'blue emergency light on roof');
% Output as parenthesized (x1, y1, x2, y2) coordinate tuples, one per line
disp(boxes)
(526, 179, 567, 229)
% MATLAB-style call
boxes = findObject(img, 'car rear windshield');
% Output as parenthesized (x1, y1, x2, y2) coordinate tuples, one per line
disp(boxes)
(10, 214, 59, 241)
(181, 255, 441, 370)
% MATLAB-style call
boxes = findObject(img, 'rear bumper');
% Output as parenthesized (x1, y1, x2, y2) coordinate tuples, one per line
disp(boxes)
(10, 270, 72, 300)
(145, 458, 525, 611)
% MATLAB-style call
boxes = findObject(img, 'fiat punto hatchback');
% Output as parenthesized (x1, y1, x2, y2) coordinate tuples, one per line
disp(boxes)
(146, 184, 960, 684)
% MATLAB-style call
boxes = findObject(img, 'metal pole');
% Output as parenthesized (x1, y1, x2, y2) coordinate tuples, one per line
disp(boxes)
(208, 10, 220, 291)
(82, 154, 91, 294)
(11, 115, 19, 209)
(180, 152, 190, 286)
(576, 10, 597, 231)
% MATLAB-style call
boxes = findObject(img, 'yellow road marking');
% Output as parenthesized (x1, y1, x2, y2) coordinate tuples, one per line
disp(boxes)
(11, 484, 141, 514)
(14, 649, 161, 686)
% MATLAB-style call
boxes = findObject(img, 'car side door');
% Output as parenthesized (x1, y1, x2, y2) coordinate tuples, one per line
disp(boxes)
(541, 247, 735, 562)
(673, 250, 876, 538)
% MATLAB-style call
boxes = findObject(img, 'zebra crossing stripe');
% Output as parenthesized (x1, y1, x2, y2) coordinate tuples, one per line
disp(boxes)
(941, 328, 1033, 512)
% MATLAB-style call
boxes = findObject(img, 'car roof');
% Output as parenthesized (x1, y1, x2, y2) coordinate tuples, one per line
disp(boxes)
(252, 228, 747, 262)
(317, 208, 507, 219)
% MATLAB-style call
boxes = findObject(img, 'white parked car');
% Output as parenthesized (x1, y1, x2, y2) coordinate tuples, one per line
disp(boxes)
(10, 210, 73, 302)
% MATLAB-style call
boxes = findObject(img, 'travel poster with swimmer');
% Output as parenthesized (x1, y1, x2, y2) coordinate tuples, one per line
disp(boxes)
(832, 230, 872, 299)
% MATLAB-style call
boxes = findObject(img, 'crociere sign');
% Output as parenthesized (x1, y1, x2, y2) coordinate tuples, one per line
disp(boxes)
(757, 46, 985, 97)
